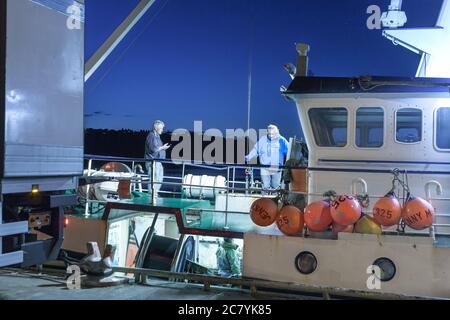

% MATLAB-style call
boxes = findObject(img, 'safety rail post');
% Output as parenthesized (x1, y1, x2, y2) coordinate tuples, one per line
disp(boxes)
(0, 202, 2, 257)
(84, 158, 93, 216)
(132, 162, 135, 191)
(425, 180, 443, 243)
(224, 167, 230, 230)
(181, 162, 186, 199)
(131, 161, 136, 192)
(350, 178, 368, 195)
(232, 167, 236, 192)
(151, 160, 156, 206)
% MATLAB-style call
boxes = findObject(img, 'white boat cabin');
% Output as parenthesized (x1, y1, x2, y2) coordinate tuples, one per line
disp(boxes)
(284, 76, 450, 236)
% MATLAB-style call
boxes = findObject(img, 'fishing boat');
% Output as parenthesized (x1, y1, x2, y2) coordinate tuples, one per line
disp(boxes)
(1, 0, 449, 300)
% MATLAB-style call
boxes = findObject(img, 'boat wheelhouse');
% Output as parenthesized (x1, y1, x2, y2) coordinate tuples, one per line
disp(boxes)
(283, 75, 450, 236)
(242, 53, 450, 298)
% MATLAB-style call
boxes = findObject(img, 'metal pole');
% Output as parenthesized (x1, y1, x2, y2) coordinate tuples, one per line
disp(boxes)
(131, 161, 136, 191)
(245, 168, 249, 196)
(232, 167, 236, 193)
(151, 160, 156, 206)
(224, 167, 230, 230)
(181, 163, 186, 199)
(0, 201, 3, 255)
(84, 159, 93, 216)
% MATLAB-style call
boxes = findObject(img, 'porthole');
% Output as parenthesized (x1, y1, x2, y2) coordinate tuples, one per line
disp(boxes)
(373, 257, 396, 282)
(294, 251, 317, 275)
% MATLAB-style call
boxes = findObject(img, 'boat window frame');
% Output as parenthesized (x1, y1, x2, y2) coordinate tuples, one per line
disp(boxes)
(394, 107, 423, 145)
(308, 107, 350, 149)
(354, 106, 386, 150)
(434, 107, 450, 152)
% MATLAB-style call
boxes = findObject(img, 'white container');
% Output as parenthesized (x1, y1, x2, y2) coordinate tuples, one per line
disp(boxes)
(182, 174, 226, 199)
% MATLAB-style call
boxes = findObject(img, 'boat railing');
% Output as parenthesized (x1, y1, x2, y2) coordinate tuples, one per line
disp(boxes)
(81, 155, 449, 240)
(82, 154, 286, 216)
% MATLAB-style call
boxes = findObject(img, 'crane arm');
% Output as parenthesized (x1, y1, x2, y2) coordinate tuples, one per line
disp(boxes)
(84, 0, 157, 82)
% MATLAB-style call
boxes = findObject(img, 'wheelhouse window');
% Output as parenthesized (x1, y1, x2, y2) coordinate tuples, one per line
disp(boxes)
(309, 108, 348, 147)
(396, 108, 422, 143)
(356, 107, 384, 148)
(436, 108, 450, 150)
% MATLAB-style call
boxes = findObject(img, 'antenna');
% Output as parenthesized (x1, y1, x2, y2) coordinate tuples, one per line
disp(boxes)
(246, 7, 255, 155)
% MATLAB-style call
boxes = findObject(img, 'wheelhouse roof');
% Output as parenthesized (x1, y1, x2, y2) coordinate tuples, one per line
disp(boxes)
(284, 76, 450, 95)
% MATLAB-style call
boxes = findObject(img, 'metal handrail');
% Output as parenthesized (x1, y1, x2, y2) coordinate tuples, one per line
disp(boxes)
(82, 155, 274, 222)
(81, 155, 450, 238)
(84, 154, 306, 170)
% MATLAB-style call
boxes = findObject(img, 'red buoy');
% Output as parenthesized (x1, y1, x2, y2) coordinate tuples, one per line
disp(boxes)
(402, 196, 434, 230)
(330, 195, 362, 226)
(304, 200, 332, 232)
(276, 205, 304, 236)
(373, 192, 402, 227)
(250, 198, 279, 227)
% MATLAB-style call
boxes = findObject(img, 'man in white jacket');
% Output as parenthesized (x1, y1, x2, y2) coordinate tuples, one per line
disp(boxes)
(245, 125, 289, 193)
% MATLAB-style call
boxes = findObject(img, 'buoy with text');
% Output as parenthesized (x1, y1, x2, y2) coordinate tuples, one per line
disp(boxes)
(402, 195, 435, 230)
(250, 198, 279, 227)
(330, 195, 362, 226)
(373, 191, 402, 227)
(276, 205, 305, 236)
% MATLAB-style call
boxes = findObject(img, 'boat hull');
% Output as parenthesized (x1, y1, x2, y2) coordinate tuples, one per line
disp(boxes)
(243, 232, 450, 298)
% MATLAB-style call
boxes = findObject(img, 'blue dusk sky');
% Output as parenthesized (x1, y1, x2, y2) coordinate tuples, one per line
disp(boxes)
(84, 0, 443, 139)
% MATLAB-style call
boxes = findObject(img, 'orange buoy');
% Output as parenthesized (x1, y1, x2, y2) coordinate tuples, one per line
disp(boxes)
(330, 195, 362, 226)
(304, 200, 332, 232)
(373, 192, 402, 227)
(402, 196, 435, 230)
(250, 198, 279, 227)
(332, 222, 354, 234)
(276, 205, 304, 236)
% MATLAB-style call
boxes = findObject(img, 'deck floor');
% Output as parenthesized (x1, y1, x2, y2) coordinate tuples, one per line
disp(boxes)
(0, 269, 315, 300)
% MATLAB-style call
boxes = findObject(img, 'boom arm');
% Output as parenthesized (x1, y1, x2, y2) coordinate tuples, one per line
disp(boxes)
(84, 0, 157, 82)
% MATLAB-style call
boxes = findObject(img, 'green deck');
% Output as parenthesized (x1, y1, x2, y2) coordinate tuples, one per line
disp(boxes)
(66, 192, 214, 220)
(65, 192, 278, 235)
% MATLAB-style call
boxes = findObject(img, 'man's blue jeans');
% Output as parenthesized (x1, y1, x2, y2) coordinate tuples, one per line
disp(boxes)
(146, 162, 164, 195)
(261, 171, 282, 193)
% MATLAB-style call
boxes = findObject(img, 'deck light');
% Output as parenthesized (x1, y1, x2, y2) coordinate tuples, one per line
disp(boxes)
(31, 184, 39, 194)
